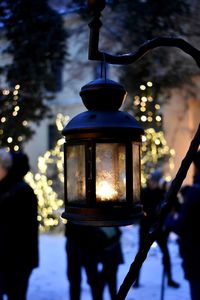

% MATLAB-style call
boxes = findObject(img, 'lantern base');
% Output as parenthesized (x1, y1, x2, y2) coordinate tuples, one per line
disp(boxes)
(62, 204, 143, 226)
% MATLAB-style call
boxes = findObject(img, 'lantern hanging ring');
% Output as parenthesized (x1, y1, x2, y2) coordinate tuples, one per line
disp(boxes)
(100, 52, 107, 80)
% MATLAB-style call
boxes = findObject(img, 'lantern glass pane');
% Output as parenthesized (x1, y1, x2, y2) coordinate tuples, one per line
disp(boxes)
(66, 145, 86, 203)
(132, 143, 140, 202)
(96, 143, 126, 202)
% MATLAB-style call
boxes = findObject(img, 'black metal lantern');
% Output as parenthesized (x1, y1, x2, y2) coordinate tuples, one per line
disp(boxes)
(62, 78, 144, 226)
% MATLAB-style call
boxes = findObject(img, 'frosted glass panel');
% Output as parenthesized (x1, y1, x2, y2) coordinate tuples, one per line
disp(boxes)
(66, 145, 86, 203)
(132, 143, 140, 202)
(96, 143, 126, 202)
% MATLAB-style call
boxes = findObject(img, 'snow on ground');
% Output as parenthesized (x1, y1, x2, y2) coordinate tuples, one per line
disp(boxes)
(27, 225, 190, 300)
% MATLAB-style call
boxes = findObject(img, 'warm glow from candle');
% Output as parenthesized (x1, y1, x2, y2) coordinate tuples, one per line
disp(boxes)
(96, 180, 118, 201)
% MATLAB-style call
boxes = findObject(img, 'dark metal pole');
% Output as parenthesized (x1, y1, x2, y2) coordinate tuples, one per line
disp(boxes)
(87, 1, 200, 67)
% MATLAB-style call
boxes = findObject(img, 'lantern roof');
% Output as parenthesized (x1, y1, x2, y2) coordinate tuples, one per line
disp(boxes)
(80, 78, 126, 111)
(62, 78, 144, 140)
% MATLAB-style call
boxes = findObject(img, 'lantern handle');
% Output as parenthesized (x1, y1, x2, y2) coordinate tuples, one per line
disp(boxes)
(87, 1, 200, 68)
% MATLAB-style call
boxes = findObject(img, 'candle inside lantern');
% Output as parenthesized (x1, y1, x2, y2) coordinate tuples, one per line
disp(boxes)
(96, 143, 126, 202)
(96, 180, 118, 201)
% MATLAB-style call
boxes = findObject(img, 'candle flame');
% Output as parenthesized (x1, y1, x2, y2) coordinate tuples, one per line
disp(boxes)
(96, 180, 118, 201)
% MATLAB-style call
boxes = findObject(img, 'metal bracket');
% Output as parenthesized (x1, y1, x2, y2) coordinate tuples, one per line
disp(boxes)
(87, 0, 200, 68)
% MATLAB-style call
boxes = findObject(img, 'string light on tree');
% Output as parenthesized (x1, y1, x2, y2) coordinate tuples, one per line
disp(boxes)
(133, 81, 175, 185)
(25, 113, 69, 232)
(0, 84, 34, 151)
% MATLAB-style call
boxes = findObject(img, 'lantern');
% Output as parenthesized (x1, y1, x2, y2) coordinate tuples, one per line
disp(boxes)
(62, 78, 144, 226)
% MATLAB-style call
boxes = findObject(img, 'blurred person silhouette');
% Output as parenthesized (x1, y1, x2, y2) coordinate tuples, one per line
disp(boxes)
(0, 148, 39, 300)
(166, 150, 200, 300)
(65, 223, 123, 300)
(65, 223, 103, 300)
(98, 227, 124, 300)
(133, 169, 180, 288)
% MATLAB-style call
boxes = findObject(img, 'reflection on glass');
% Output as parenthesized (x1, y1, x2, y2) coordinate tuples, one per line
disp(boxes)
(132, 143, 140, 202)
(66, 145, 86, 203)
(96, 143, 126, 202)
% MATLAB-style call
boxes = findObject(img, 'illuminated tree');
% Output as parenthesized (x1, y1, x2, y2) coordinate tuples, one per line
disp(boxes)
(0, 85, 33, 150)
(0, 0, 67, 149)
(25, 113, 69, 232)
(132, 81, 175, 185)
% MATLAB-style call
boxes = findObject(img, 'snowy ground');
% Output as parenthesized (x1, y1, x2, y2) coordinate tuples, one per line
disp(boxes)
(27, 225, 190, 300)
